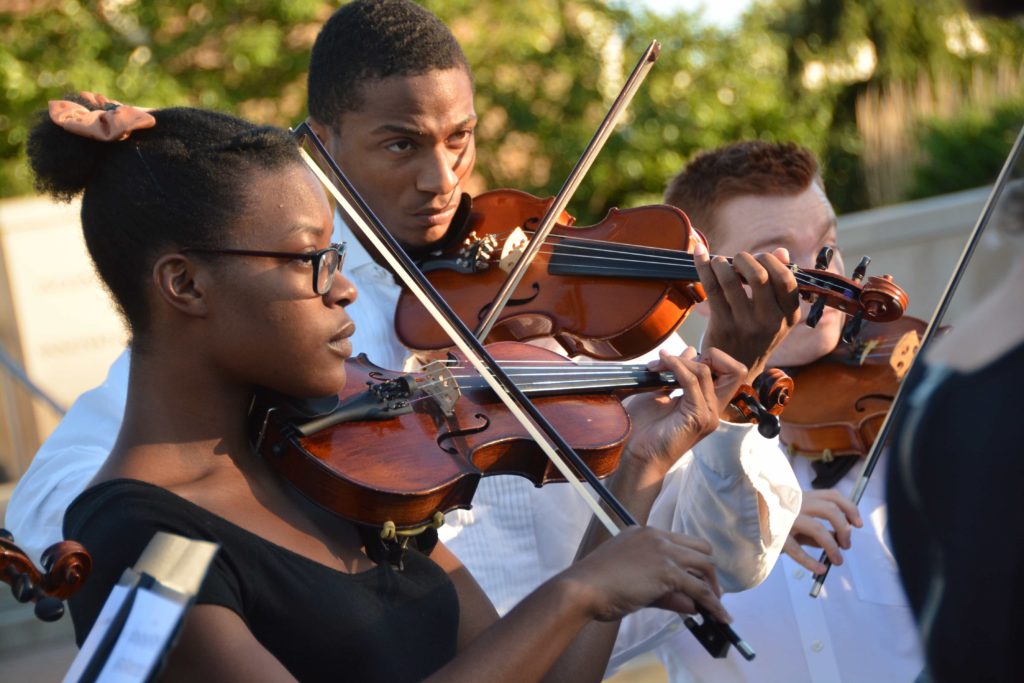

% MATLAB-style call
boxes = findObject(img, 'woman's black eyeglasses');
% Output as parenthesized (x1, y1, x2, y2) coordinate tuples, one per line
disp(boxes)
(182, 242, 346, 296)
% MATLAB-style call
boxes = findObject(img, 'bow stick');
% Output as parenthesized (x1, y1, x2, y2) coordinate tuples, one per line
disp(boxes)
(293, 119, 754, 660)
(474, 40, 661, 341)
(809, 122, 1024, 597)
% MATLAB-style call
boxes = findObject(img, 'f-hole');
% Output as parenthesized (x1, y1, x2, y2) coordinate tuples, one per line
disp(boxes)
(437, 414, 491, 454)
(477, 282, 542, 321)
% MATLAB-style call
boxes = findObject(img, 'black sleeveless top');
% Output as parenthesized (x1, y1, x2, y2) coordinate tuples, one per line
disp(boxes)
(63, 479, 460, 682)
(888, 340, 1024, 683)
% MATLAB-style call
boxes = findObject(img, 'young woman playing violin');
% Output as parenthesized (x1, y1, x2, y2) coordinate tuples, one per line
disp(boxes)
(29, 99, 752, 681)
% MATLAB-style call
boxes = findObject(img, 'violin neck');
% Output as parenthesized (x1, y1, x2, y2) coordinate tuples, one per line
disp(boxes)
(548, 237, 833, 302)
(549, 237, 699, 280)
(460, 363, 677, 396)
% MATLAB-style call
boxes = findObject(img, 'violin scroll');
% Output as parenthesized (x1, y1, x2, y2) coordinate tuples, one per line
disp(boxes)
(799, 248, 908, 332)
(729, 369, 794, 439)
(0, 528, 92, 622)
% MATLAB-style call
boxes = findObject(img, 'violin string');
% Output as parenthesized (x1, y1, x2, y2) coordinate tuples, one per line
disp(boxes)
(408, 371, 657, 396)
(406, 362, 672, 397)
(440, 359, 649, 369)
(473, 234, 851, 295)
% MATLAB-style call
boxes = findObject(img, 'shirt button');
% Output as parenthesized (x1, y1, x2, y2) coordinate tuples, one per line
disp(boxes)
(667, 622, 680, 632)
(811, 640, 824, 652)
(793, 569, 806, 579)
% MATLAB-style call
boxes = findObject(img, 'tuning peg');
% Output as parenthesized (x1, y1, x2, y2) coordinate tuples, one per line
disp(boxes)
(842, 311, 865, 343)
(11, 572, 33, 602)
(733, 393, 782, 438)
(815, 246, 834, 270)
(806, 297, 827, 328)
(34, 596, 64, 622)
(757, 413, 781, 439)
(851, 256, 871, 283)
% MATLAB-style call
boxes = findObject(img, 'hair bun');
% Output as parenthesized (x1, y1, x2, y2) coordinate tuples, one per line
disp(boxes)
(26, 99, 114, 201)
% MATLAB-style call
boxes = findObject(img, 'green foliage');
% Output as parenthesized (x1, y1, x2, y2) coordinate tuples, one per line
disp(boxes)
(0, 0, 328, 196)
(756, 0, 1024, 212)
(907, 100, 1024, 200)
(1, 0, 1023, 220)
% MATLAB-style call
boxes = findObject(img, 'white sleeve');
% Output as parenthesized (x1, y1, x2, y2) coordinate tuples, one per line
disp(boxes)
(662, 424, 802, 591)
(608, 424, 801, 674)
(4, 350, 129, 564)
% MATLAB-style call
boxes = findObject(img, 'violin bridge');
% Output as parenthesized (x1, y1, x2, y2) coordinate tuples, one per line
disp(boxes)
(889, 330, 921, 379)
(498, 226, 529, 273)
(420, 361, 460, 416)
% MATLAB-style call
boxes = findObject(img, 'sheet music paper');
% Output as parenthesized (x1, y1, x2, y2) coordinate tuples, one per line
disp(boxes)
(93, 589, 185, 683)
(62, 532, 219, 683)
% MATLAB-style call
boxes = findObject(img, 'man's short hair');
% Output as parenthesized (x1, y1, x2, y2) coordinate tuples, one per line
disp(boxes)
(664, 141, 821, 241)
(307, 0, 471, 128)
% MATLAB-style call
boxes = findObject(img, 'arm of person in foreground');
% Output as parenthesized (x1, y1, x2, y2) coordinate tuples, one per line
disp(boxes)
(156, 526, 727, 683)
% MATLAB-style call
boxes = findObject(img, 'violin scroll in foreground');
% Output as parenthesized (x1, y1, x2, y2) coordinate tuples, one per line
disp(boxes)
(396, 189, 909, 360)
(732, 368, 795, 439)
(0, 528, 91, 622)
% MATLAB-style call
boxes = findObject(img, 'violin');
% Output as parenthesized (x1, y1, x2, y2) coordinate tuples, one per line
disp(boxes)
(779, 316, 927, 481)
(252, 342, 792, 535)
(395, 189, 910, 360)
(0, 529, 92, 621)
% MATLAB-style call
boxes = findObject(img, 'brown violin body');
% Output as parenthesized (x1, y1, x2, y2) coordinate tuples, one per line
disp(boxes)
(254, 342, 632, 531)
(780, 316, 928, 460)
(253, 341, 795, 533)
(396, 189, 707, 360)
(395, 189, 909, 362)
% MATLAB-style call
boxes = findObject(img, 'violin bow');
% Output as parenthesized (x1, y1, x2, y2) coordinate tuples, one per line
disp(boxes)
(474, 40, 661, 340)
(293, 119, 755, 660)
(809, 122, 1024, 597)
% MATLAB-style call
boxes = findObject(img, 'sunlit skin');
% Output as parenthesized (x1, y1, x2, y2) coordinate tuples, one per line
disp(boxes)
(198, 163, 358, 399)
(102, 162, 369, 579)
(706, 182, 845, 368)
(311, 67, 477, 252)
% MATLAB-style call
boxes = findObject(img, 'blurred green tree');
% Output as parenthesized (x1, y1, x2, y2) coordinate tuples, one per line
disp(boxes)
(754, 0, 1024, 211)
(1, 0, 1022, 221)
(0, 0, 329, 196)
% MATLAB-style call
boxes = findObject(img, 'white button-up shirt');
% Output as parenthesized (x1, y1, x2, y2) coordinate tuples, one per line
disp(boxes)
(653, 451, 923, 682)
(5, 213, 801, 673)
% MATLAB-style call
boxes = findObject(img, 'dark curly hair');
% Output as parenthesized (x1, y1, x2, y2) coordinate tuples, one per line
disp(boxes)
(307, 0, 470, 128)
(27, 98, 302, 340)
(664, 141, 822, 242)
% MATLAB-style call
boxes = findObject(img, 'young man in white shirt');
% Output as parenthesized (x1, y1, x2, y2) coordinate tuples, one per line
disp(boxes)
(7, 0, 802, 671)
(655, 140, 923, 682)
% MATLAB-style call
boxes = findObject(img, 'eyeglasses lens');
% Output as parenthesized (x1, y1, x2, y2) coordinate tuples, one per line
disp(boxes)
(315, 246, 345, 295)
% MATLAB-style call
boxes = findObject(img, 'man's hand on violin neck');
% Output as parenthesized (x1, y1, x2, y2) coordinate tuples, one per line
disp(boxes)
(621, 347, 745, 478)
(696, 243, 801, 383)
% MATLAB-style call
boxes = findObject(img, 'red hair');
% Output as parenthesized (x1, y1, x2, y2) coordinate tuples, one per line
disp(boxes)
(664, 141, 821, 242)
